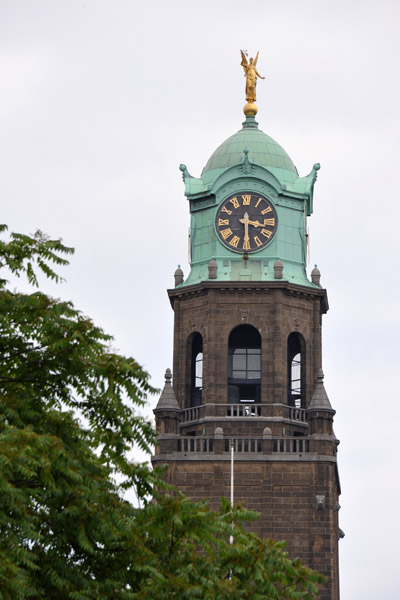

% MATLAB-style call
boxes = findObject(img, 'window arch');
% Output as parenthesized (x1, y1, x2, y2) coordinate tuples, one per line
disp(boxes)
(287, 332, 305, 408)
(228, 325, 261, 404)
(190, 333, 203, 407)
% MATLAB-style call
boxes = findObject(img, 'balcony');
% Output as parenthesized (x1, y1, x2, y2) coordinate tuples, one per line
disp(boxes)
(182, 403, 307, 424)
(173, 435, 310, 455)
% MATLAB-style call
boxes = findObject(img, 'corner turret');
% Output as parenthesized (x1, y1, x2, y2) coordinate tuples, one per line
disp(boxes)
(307, 369, 336, 440)
(153, 369, 182, 447)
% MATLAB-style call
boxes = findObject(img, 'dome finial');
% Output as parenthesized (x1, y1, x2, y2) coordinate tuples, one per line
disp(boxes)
(240, 49, 265, 116)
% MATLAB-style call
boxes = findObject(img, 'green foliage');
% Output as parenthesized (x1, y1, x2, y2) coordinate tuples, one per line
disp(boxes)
(0, 226, 157, 599)
(0, 225, 325, 599)
(130, 494, 324, 599)
(0, 225, 73, 287)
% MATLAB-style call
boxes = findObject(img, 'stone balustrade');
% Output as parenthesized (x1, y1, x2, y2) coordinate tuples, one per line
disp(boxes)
(182, 403, 307, 424)
(273, 437, 309, 453)
(173, 435, 310, 455)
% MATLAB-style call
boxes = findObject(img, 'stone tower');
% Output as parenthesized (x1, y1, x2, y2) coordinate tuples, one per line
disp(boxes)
(152, 99, 342, 598)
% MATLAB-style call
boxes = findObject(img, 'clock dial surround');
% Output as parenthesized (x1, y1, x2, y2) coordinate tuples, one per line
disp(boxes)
(215, 193, 278, 253)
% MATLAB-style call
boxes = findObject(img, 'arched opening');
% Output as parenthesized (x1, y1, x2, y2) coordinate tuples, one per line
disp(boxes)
(287, 332, 305, 408)
(228, 325, 261, 403)
(190, 333, 203, 407)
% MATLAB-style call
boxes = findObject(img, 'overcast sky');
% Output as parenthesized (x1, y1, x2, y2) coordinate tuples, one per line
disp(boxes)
(2, 1, 400, 598)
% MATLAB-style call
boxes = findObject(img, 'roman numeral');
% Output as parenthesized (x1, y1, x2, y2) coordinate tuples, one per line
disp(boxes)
(243, 238, 251, 250)
(229, 197, 239, 209)
(242, 194, 251, 205)
(255, 198, 262, 208)
(254, 236, 262, 247)
(221, 206, 232, 215)
(220, 228, 233, 240)
(261, 206, 272, 215)
(263, 218, 275, 226)
(218, 219, 230, 226)
(261, 229, 272, 238)
(229, 236, 240, 248)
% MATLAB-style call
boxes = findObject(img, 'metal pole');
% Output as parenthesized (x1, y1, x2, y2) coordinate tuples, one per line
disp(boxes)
(230, 439, 234, 545)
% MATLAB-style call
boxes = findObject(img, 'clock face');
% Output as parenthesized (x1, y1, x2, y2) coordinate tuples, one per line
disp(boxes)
(215, 193, 278, 253)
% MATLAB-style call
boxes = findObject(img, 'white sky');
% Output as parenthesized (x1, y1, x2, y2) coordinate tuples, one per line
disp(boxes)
(2, 1, 400, 598)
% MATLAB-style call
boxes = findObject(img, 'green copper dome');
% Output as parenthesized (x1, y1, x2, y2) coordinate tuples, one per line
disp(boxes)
(179, 114, 320, 290)
(202, 116, 298, 186)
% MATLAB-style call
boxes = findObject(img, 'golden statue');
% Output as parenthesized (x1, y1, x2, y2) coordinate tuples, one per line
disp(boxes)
(240, 50, 265, 116)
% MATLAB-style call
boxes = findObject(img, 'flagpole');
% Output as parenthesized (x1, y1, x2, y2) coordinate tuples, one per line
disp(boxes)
(230, 439, 234, 545)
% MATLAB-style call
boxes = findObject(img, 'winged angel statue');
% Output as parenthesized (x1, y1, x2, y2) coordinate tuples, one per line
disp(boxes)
(240, 50, 265, 103)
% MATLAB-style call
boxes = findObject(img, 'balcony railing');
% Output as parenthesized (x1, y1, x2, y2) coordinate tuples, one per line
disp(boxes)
(225, 438, 262, 453)
(183, 406, 201, 423)
(227, 404, 262, 417)
(173, 436, 309, 455)
(182, 403, 307, 424)
(288, 407, 307, 423)
(177, 437, 214, 453)
(273, 438, 309, 453)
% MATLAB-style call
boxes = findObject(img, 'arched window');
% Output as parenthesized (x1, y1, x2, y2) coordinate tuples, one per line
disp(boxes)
(191, 333, 203, 407)
(228, 325, 261, 403)
(287, 332, 305, 408)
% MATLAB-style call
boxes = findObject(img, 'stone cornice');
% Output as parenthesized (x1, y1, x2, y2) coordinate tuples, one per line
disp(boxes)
(168, 280, 328, 313)
(152, 453, 337, 464)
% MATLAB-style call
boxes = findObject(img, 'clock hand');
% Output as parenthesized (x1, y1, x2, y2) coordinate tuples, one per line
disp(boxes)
(247, 219, 265, 228)
(239, 212, 250, 243)
(239, 212, 249, 225)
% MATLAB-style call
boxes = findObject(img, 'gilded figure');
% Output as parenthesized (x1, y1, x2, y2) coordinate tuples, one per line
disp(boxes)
(240, 50, 265, 103)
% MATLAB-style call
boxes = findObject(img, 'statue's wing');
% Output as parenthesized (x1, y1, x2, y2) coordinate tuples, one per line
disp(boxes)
(254, 51, 259, 67)
(240, 50, 248, 66)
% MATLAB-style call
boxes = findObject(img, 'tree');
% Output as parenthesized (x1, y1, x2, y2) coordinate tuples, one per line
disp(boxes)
(0, 225, 324, 599)
(0, 226, 157, 599)
(130, 494, 324, 599)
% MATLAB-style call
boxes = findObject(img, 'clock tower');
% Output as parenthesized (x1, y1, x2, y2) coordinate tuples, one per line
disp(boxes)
(152, 62, 342, 600)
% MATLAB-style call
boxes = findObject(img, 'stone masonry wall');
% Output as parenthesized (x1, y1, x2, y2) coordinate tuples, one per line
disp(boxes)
(161, 456, 339, 600)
